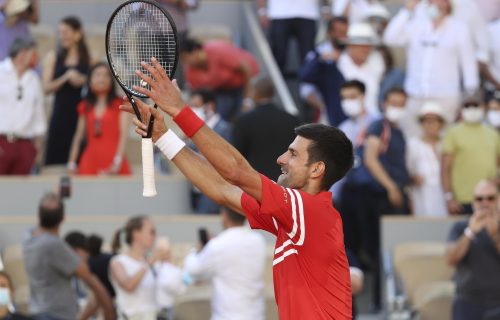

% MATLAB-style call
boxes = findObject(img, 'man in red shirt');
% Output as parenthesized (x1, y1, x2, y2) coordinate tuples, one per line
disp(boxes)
(181, 38, 259, 121)
(121, 59, 354, 319)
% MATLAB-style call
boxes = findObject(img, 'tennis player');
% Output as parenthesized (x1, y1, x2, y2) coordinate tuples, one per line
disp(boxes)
(121, 58, 354, 319)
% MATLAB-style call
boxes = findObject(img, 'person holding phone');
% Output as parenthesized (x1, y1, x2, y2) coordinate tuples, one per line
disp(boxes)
(183, 207, 267, 320)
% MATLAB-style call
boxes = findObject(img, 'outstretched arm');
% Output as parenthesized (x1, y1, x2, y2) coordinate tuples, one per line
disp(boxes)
(131, 59, 264, 202)
(121, 99, 245, 213)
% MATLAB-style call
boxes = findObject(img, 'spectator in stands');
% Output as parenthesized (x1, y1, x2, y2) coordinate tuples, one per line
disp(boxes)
(442, 98, 500, 215)
(22, 193, 114, 320)
(256, 0, 320, 74)
(180, 38, 259, 122)
(110, 215, 158, 319)
(87, 234, 115, 299)
(44, 16, 90, 166)
(483, 18, 500, 98)
(233, 76, 300, 181)
(486, 91, 500, 130)
(0, 36, 45, 175)
(363, 3, 390, 35)
(363, 87, 410, 308)
(0, 271, 32, 320)
(0, 0, 38, 60)
(67, 62, 131, 176)
(184, 207, 266, 320)
(187, 88, 232, 213)
(337, 80, 377, 254)
(332, 0, 388, 25)
(299, 16, 348, 126)
(384, 0, 479, 138)
(378, 45, 405, 107)
(64, 231, 91, 305)
(338, 23, 385, 116)
(406, 102, 447, 217)
(154, 237, 186, 320)
(446, 180, 500, 320)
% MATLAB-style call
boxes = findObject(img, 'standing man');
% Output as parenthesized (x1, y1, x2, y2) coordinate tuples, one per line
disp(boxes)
(180, 38, 259, 122)
(121, 58, 355, 319)
(233, 76, 300, 181)
(184, 208, 267, 320)
(445, 180, 500, 320)
(0, 36, 45, 175)
(22, 193, 114, 320)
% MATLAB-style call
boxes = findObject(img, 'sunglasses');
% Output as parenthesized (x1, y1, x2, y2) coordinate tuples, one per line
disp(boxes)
(463, 103, 481, 108)
(474, 195, 497, 202)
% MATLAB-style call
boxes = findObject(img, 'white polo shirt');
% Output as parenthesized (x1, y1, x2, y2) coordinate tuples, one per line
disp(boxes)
(267, 0, 320, 20)
(0, 58, 46, 138)
(383, 10, 479, 98)
(184, 226, 267, 320)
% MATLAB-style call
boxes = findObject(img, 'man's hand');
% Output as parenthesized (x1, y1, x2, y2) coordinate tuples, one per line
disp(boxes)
(387, 184, 403, 208)
(447, 199, 462, 215)
(132, 58, 185, 117)
(468, 209, 488, 234)
(120, 97, 168, 143)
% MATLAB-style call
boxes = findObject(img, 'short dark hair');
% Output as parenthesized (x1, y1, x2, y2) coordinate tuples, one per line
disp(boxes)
(222, 207, 246, 225)
(384, 87, 407, 102)
(180, 38, 203, 54)
(9, 36, 36, 58)
(295, 124, 354, 190)
(87, 234, 104, 256)
(191, 88, 216, 104)
(327, 16, 348, 31)
(252, 76, 274, 99)
(38, 193, 64, 229)
(64, 231, 88, 251)
(341, 80, 366, 94)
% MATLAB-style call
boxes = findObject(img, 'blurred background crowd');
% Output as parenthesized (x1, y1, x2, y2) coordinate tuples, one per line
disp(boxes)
(0, 0, 499, 319)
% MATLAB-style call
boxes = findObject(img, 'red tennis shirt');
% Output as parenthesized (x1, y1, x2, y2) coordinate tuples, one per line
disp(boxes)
(241, 175, 352, 320)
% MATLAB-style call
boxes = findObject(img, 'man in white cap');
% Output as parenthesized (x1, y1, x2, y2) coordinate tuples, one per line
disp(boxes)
(0, 0, 38, 60)
(384, 0, 478, 138)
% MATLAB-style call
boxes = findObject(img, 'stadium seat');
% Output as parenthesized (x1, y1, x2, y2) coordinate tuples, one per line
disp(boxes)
(29, 24, 56, 61)
(413, 281, 455, 320)
(85, 24, 107, 62)
(174, 286, 212, 320)
(189, 25, 232, 43)
(393, 242, 454, 304)
(1, 244, 30, 309)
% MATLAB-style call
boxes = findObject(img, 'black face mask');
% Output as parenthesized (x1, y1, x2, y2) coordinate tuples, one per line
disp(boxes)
(333, 39, 347, 51)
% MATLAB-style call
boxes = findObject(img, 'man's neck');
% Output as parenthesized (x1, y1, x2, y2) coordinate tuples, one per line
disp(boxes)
(38, 226, 59, 236)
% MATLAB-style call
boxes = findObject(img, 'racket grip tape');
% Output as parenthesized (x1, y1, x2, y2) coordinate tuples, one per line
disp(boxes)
(142, 138, 157, 197)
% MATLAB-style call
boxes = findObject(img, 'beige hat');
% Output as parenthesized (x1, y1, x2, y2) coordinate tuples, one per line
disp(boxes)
(364, 3, 390, 21)
(346, 23, 380, 46)
(4, 0, 30, 17)
(418, 101, 445, 121)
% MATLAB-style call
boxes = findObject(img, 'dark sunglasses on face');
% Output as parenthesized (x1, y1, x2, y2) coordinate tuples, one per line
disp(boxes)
(474, 195, 497, 202)
(463, 103, 481, 109)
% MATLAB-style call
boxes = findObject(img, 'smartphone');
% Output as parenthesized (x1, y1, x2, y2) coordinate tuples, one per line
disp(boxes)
(60, 176, 71, 199)
(198, 228, 209, 247)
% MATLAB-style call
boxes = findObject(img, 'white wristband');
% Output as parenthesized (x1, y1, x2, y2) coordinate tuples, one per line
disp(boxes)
(464, 227, 475, 240)
(155, 130, 186, 160)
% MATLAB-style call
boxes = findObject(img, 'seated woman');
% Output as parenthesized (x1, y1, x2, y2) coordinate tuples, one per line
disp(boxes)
(0, 271, 32, 319)
(67, 62, 131, 175)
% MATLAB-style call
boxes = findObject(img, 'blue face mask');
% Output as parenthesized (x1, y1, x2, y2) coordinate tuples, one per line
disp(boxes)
(0, 288, 11, 307)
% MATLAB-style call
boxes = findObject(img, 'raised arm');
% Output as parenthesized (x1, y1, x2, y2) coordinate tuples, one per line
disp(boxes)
(131, 59, 264, 202)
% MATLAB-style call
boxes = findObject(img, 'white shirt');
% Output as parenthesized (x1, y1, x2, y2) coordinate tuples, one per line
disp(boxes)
(111, 254, 157, 319)
(406, 137, 448, 217)
(338, 51, 385, 116)
(383, 10, 479, 98)
(0, 58, 46, 138)
(268, 0, 320, 20)
(332, 0, 386, 24)
(155, 262, 186, 308)
(414, 0, 490, 63)
(184, 226, 267, 320)
(488, 19, 500, 84)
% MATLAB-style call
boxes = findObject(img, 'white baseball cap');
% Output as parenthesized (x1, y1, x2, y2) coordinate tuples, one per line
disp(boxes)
(418, 101, 445, 121)
(346, 23, 380, 46)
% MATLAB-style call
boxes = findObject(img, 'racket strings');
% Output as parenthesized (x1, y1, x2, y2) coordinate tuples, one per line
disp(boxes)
(108, 2, 177, 96)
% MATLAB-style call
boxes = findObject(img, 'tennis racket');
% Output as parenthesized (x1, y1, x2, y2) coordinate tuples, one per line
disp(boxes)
(105, 0, 178, 197)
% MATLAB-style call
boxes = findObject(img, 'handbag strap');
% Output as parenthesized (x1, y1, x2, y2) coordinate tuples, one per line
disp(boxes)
(354, 120, 391, 155)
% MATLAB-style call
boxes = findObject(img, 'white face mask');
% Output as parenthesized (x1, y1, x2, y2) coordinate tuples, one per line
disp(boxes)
(341, 99, 363, 117)
(0, 288, 11, 307)
(487, 110, 500, 128)
(385, 106, 405, 123)
(426, 4, 441, 20)
(462, 108, 484, 123)
(190, 107, 206, 121)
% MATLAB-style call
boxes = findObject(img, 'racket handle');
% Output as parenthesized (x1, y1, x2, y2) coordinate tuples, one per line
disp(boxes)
(142, 138, 157, 197)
